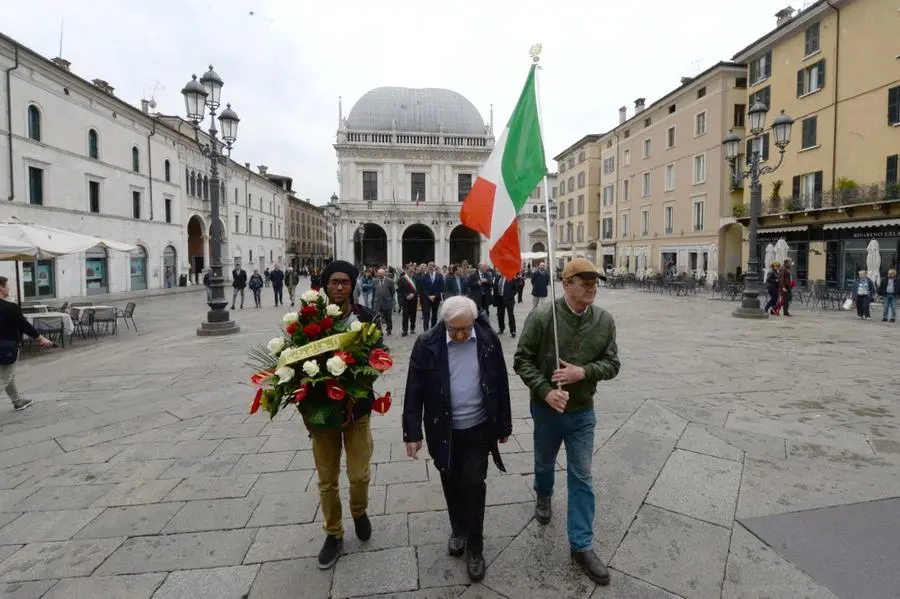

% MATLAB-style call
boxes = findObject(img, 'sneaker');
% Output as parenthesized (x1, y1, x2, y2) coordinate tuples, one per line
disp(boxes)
(317, 534, 343, 569)
(353, 513, 371, 541)
(12, 399, 33, 412)
(571, 548, 610, 586)
(535, 495, 551, 525)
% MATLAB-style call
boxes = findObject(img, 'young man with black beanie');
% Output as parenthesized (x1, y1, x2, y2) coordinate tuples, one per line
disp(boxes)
(309, 260, 380, 570)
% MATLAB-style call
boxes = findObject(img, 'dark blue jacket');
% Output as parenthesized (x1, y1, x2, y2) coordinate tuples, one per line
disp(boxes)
(531, 269, 550, 298)
(402, 315, 512, 473)
(420, 271, 444, 298)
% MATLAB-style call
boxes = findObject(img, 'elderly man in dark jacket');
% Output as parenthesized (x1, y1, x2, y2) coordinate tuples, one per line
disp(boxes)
(403, 295, 512, 582)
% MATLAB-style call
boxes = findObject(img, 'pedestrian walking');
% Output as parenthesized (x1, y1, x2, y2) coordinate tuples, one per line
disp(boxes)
(285, 267, 300, 306)
(248, 269, 264, 308)
(0, 276, 54, 411)
(879, 269, 898, 322)
(270, 264, 285, 306)
(372, 268, 395, 335)
(403, 296, 512, 582)
(493, 271, 518, 337)
(530, 261, 550, 309)
(513, 258, 620, 586)
(420, 262, 444, 330)
(203, 269, 212, 301)
(231, 264, 247, 310)
(852, 269, 875, 320)
(398, 265, 419, 337)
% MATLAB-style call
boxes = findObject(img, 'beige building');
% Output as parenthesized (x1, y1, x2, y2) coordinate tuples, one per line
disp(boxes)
(732, 0, 900, 285)
(610, 62, 747, 278)
(286, 195, 328, 268)
(553, 135, 603, 265)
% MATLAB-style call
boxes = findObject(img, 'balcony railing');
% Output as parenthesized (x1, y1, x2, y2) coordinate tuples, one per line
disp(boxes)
(731, 181, 900, 219)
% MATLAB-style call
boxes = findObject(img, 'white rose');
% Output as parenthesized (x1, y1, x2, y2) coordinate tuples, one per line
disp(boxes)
(282, 312, 299, 325)
(267, 336, 285, 354)
(275, 366, 294, 384)
(302, 360, 320, 377)
(325, 303, 342, 317)
(301, 290, 320, 303)
(326, 354, 348, 377)
(349, 320, 363, 332)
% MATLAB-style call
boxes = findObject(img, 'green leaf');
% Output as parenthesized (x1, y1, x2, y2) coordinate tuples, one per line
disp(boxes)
(307, 403, 332, 426)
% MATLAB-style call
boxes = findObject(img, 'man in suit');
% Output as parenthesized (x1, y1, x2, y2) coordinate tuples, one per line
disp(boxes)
(444, 265, 466, 300)
(530, 261, 550, 310)
(467, 263, 494, 319)
(231, 263, 247, 310)
(420, 262, 444, 330)
(398, 265, 420, 337)
(493, 271, 518, 337)
(270, 264, 285, 307)
(372, 268, 396, 335)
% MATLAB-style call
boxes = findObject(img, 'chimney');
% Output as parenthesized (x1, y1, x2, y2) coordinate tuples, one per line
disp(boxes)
(680, 76, 694, 86)
(91, 79, 114, 94)
(244, 162, 251, 169)
(634, 98, 646, 114)
(618, 106, 627, 124)
(140, 99, 150, 114)
(775, 6, 795, 26)
(51, 57, 71, 71)
(258, 165, 268, 176)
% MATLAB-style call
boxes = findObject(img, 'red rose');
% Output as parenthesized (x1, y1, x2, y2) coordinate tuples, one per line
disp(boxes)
(368, 348, 393, 372)
(372, 392, 392, 414)
(325, 379, 346, 401)
(294, 383, 310, 403)
(319, 317, 334, 331)
(250, 369, 274, 386)
(286, 322, 299, 336)
(249, 388, 263, 414)
(303, 323, 322, 339)
(334, 350, 355, 365)
(300, 305, 317, 318)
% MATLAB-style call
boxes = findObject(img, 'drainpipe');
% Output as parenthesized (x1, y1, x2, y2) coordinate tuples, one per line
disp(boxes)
(147, 118, 156, 220)
(5, 45, 20, 201)
(827, 0, 840, 193)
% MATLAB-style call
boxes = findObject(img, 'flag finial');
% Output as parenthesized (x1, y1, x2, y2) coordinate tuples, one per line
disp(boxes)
(529, 44, 542, 63)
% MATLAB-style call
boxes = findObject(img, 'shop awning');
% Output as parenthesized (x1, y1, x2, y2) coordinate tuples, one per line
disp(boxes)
(759, 225, 808, 234)
(823, 218, 900, 231)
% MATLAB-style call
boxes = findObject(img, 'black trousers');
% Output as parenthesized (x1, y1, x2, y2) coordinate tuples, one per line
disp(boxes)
(782, 289, 793, 315)
(402, 298, 418, 333)
(440, 422, 490, 553)
(273, 284, 283, 305)
(479, 293, 492, 317)
(422, 298, 440, 330)
(496, 299, 516, 334)
(379, 308, 393, 333)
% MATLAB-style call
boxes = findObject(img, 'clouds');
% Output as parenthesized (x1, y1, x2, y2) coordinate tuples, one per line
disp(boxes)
(5, 0, 787, 205)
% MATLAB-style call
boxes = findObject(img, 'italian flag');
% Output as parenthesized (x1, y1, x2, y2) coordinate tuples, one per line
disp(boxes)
(460, 65, 547, 278)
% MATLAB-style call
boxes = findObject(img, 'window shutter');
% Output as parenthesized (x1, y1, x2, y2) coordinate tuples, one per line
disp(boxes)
(792, 176, 801, 199)
(810, 117, 817, 146)
(814, 171, 823, 197)
(765, 52, 772, 78)
(746, 139, 753, 166)
(889, 87, 900, 125)
(797, 69, 805, 97)
(887, 155, 899, 185)
(762, 134, 770, 160)
(818, 60, 825, 89)
(749, 62, 758, 84)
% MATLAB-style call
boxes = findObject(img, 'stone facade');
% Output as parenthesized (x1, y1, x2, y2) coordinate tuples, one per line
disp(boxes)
(286, 195, 327, 268)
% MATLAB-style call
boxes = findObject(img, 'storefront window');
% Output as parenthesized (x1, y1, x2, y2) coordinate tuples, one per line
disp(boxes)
(85, 246, 108, 295)
(130, 246, 147, 291)
(841, 239, 899, 288)
(23, 260, 55, 299)
(163, 245, 177, 288)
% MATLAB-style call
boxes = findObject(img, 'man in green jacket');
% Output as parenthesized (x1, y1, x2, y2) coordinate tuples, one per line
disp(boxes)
(513, 257, 620, 586)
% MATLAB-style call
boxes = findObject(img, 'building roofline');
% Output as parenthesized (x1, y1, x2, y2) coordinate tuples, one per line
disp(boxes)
(731, 0, 849, 61)
(614, 61, 745, 131)
(552, 134, 604, 161)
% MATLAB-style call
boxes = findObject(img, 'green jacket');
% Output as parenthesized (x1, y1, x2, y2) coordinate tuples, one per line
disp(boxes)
(513, 298, 620, 412)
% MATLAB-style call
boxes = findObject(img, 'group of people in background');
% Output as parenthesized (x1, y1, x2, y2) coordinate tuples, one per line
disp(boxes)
(221, 264, 314, 310)
(849, 268, 898, 321)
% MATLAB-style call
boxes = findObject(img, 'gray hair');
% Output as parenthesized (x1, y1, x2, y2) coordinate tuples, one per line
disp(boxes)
(440, 296, 478, 322)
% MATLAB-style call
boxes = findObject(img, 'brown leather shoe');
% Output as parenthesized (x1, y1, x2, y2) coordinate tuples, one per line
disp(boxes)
(571, 549, 610, 585)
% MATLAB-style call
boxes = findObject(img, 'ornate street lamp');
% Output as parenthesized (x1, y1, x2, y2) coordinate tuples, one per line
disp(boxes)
(183, 66, 241, 336)
(724, 104, 794, 319)
(357, 223, 366, 268)
(325, 194, 340, 261)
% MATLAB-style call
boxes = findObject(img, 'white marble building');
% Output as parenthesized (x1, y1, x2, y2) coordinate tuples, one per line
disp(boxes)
(519, 172, 556, 264)
(0, 34, 287, 300)
(334, 87, 494, 267)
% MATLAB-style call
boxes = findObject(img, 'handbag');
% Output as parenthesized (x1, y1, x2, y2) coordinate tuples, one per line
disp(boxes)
(842, 298, 854, 311)
(0, 339, 19, 365)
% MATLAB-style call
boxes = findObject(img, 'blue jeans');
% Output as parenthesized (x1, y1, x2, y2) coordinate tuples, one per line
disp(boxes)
(884, 295, 897, 320)
(531, 400, 596, 552)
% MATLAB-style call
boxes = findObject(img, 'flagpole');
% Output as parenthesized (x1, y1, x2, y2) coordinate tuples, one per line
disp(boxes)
(532, 44, 562, 371)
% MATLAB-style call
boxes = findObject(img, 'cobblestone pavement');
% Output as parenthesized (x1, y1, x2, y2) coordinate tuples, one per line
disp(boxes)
(1, 283, 898, 598)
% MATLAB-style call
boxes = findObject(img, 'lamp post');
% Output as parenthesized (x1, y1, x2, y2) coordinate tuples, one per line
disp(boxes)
(325, 193, 340, 262)
(357, 223, 365, 269)
(723, 102, 794, 319)
(182, 66, 241, 336)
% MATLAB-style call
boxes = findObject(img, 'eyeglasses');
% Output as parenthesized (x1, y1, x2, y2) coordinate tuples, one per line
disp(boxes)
(328, 279, 351, 288)
(447, 324, 474, 334)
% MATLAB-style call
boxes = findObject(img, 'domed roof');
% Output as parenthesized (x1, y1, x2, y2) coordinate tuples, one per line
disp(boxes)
(346, 87, 486, 135)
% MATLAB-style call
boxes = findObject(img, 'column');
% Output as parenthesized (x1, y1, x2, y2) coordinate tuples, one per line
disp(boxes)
(437, 221, 447, 266)
(388, 222, 399, 266)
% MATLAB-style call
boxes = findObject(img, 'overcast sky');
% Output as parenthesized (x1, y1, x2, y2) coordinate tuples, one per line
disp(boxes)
(5, 0, 798, 205)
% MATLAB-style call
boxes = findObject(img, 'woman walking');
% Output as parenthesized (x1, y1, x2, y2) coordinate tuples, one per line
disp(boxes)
(764, 262, 781, 315)
(249, 269, 264, 308)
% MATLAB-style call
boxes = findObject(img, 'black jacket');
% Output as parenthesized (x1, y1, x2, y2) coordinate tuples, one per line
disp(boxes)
(878, 278, 899, 297)
(232, 269, 247, 289)
(402, 315, 512, 473)
(0, 299, 40, 343)
(270, 269, 284, 287)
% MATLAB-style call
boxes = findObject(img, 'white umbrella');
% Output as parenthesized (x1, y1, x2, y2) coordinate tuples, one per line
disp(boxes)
(0, 222, 136, 259)
(763, 243, 776, 281)
(867, 240, 881, 287)
(774, 238, 789, 270)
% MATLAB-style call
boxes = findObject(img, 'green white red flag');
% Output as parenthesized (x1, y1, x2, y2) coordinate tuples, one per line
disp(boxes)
(460, 65, 547, 279)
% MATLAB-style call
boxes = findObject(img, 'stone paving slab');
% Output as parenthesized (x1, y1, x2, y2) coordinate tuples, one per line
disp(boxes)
(2, 286, 895, 597)
(41, 573, 167, 599)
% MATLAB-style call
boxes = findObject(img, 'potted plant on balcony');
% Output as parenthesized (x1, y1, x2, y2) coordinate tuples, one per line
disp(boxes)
(769, 180, 782, 213)
(837, 177, 859, 205)
(732, 202, 749, 218)
(888, 183, 900, 201)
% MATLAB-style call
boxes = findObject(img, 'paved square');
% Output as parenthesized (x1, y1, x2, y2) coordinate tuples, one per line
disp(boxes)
(1, 283, 897, 598)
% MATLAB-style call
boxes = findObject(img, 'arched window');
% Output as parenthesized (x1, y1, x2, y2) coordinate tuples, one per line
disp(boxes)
(27, 105, 41, 141)
(88, 129, 99, 159)
(203, 176, 209, 200)
(185, 168, 190, 190)
(532, 206, 538, 213)
(234, 188, 238, 204)
(164, 160, 171, 182)
(131, 146, 140, 172)
(189, 171, 196, 196)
